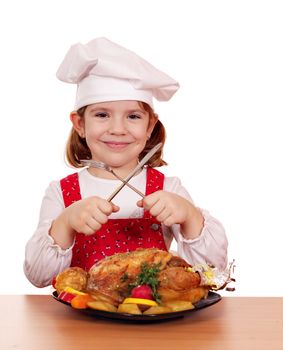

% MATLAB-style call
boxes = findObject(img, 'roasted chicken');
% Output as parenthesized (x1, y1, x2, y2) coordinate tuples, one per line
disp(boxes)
(55, 249, 210, 305)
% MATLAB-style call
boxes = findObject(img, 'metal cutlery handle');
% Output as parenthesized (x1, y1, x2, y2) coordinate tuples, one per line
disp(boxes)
(107, 143, 162, 202)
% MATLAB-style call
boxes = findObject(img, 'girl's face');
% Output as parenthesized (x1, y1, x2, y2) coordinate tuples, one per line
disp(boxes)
(71, 100, 157, 173)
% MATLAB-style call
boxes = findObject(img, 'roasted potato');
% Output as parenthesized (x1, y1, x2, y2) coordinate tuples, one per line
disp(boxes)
(117, 303, 142, 315)
(143, 305, 172, 315)
(88, 290, 118, 306)
(164, 300, 195, 312)
(158, 286, 209, 303)
(55, 267, 88, 293)
(87, 301, 117, 312)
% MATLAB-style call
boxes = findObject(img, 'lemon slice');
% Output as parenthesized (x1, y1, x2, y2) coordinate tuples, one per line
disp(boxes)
(123, 298, 158, 306)
(64, 287, 87, 295)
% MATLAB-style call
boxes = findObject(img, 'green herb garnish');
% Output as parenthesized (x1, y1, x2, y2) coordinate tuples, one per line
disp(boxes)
(129, 262, 161, 303)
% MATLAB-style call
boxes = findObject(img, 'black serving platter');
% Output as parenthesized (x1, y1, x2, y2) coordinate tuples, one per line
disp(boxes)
(52, 291, 221, 323)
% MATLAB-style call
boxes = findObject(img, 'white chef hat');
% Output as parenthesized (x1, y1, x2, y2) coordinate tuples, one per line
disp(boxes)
(56, 37, 179, 110)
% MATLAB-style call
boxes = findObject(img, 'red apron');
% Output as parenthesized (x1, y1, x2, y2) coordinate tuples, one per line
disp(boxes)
(60, 167, 167, 271)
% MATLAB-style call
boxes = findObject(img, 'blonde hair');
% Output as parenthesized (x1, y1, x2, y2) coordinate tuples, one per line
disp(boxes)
(65, 102, 167, 168)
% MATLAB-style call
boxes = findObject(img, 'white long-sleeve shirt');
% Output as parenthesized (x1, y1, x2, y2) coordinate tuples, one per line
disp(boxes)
(24, 168, 228, 287)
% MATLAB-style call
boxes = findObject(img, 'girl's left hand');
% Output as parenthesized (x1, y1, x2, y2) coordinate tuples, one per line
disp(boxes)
(137, 190, 204, 239)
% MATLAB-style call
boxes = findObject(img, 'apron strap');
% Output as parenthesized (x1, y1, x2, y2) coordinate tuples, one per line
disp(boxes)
(60, 172, 81, 208)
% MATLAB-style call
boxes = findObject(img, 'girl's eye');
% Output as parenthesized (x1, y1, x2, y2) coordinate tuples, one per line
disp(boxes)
(128, 114, 141, 120)
(95, 112, 108, 118)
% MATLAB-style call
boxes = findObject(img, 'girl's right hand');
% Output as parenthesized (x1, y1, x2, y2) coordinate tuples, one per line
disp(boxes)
(50, 197, 119, 249)
(65, 196, 119, 235)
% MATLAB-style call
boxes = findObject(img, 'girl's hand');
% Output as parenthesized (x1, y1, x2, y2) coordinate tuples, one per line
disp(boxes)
(137, 191, 204, 240)
(65, 196, 119, 235)
(50, 197, 119, 248)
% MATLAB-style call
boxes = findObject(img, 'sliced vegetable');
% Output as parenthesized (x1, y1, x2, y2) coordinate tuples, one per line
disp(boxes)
(123, 298, 158, 306)
(63, 287, 87, 295)
(71, 294, 95, 309)
(58, 291, 76, 303)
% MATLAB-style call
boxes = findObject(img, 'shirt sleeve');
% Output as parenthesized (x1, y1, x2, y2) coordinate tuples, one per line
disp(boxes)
(163, 176, 228, 270)
(23, 181, 74, 287)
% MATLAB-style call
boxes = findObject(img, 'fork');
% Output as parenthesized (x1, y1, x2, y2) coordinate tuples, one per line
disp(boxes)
(80, 159, 145, 198)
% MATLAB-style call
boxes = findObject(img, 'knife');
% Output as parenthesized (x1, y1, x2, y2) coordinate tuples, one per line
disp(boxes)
(107, 142, 162, 201)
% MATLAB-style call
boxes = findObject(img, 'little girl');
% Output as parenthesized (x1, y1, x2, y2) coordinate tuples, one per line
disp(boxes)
(24, 37, 228, 287)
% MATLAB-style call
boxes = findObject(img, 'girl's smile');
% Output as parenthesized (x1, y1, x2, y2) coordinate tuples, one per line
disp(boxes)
(102, 141, 131, 150)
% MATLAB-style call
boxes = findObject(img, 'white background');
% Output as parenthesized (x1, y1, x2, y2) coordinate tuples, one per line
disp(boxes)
(0, 0, 282, 296)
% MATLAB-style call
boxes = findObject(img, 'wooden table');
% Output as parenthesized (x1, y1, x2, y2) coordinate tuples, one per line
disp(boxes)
(1, 295, 282, 350)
